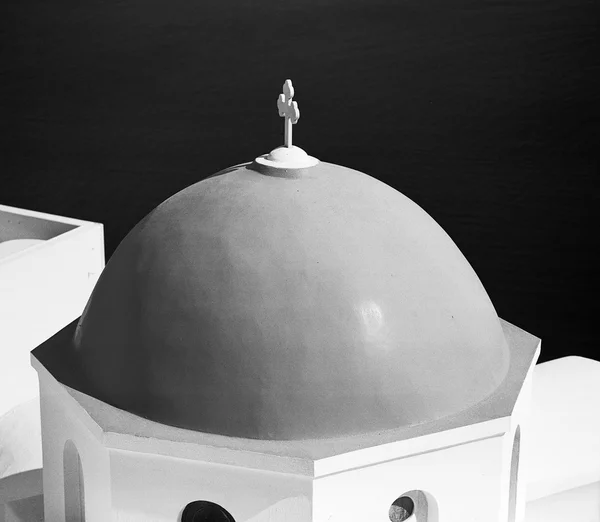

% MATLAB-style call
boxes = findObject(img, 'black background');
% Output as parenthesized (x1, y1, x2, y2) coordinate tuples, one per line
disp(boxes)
(2, 0, 598, 363)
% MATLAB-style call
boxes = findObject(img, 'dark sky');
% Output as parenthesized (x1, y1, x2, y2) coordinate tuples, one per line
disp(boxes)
(2, 0, 599, 362)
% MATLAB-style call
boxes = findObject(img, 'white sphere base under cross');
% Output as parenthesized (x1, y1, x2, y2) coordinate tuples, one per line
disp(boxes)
(255, 146, 319, 169)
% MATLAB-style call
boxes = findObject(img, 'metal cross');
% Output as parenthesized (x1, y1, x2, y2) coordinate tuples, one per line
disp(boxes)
(277, 79, 300, 148)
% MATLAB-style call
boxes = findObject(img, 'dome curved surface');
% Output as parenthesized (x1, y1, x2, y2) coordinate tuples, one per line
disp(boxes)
(73, 161, 510, 440)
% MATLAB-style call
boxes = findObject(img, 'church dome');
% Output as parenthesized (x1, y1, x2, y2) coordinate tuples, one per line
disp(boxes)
(68, 80, 511, 441)
(73, 157, 510, 440)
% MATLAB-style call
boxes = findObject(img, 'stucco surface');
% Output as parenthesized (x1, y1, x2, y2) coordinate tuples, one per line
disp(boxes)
(52, 161, 509, 440)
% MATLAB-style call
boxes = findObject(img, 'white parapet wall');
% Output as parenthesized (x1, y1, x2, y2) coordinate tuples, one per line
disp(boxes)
(524, 356, 600, 521)
(0, 204, 104, 419)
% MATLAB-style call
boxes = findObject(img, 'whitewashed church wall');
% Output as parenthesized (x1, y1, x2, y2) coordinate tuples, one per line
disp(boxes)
(108, 447, 312, 522)
(501, 361, 536, 522)
(312, 433, 506, 522)
(38, 375, 112, 522)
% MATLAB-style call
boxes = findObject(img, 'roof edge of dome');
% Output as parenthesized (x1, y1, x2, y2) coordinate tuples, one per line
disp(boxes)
(32, 319, 538, 467)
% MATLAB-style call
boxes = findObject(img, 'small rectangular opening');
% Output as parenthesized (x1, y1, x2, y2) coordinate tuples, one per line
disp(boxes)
(0, 209, 77, 242)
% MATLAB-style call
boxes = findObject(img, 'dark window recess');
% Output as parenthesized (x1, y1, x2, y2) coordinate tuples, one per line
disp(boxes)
(181, 501, 236, 522)
(389, 495, 415, 522)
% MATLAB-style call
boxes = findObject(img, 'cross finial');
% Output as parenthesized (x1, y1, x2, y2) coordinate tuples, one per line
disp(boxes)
(277, 79, 300, 148)
(255, 79, 318, 169)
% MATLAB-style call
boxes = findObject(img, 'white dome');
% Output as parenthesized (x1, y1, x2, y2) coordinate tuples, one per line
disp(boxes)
(58, 160, 509, 440)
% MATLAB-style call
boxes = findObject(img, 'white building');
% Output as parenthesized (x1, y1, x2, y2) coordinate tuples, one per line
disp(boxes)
(0, 204, 104, 522)
(2, 81, 599, 521)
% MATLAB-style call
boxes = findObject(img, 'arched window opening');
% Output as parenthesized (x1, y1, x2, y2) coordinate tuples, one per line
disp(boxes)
(508, 425, 521, 522)
(389, 490, 438, 522)
(389, 495, 414, 521)
(63, 440, 85, 522)
(181, 501, 236, 522)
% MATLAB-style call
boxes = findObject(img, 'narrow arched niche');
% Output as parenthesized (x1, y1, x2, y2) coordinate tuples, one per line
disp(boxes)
(389, 490, 439, 522)
(181, 500, 236, 522)
(63, 440, 85, 522)
(508, 425, 521, 522)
